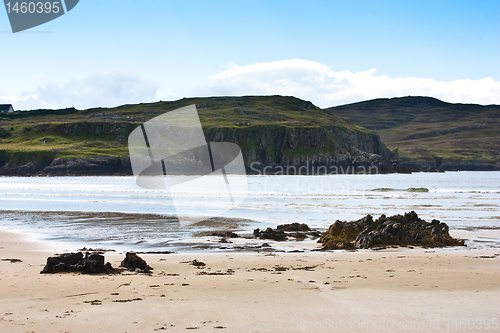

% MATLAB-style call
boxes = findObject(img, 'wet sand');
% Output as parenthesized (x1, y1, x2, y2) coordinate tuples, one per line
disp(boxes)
(0, 229, 499, 332)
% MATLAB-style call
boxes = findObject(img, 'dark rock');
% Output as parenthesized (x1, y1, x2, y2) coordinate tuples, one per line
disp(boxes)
(253, 227, 287, 241)
(40, 155, 133, 176)
(78, 247, 115, 253)
(120, 252, 152, 273)
(41, 252, 83, 273)
(319, 211, 465, 250)
(253, 223, 321, 242)
(289, 232, 307, 240)
(1, 258, 22, 263)
(104, 262, 114, 272)
(190, 260, 206, 267)
(134, 251, 174, 254)
(41, 252, 114, 274)
(84, 253, 108, 274)
(318, 215, 373, 250)
(0, 162, 19, 175)
(307, 230, 323, 238)
(211, 231, 239, 238)
(17, 163, 37, 175)
(276, 223, 311, 232)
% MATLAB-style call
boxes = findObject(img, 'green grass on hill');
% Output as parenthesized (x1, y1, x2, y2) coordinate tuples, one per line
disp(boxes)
(326, 96, 500, 163)
(0, 95, 370, 164)
(2, 95, 497, 166)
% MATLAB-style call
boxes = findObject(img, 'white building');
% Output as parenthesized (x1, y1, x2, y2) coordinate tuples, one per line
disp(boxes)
(0, 104, 14, 113)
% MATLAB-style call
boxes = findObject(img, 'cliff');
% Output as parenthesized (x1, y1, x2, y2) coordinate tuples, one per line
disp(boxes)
(0, 95, 404, 176)
(205, 125, 402, 174)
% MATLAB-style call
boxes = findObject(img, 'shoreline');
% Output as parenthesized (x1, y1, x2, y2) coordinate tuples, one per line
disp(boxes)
(1, 217, 500, 256)
(1, 229, 499, 332)
(1, 157, 498, 177)
(1, 169, 500, 178)
(1, 208, 500, 254)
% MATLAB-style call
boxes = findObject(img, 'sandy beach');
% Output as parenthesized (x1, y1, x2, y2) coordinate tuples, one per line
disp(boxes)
(0, 230, 498, 332)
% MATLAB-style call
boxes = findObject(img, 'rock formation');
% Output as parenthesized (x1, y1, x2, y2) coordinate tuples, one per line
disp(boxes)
(253, 223, 321, 241)
(319, 211, 465, 250)
(120, 252, 152, 273)
(40, 252, 114, 274)
(211, 231, 239, 238)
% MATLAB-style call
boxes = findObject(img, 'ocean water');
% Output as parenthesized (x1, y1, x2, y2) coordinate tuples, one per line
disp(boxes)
(0, 172, 498, 251)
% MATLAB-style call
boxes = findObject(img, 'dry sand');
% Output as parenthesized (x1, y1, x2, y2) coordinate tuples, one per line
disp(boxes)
(1, 230, 499, 333)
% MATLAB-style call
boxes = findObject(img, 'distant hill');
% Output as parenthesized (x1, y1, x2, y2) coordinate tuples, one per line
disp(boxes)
(325, 96, 500, 169)
(1, 95, 497, 175)
(0, 96, 400, 176)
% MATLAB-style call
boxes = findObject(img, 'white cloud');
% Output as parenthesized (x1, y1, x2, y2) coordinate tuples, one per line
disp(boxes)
(210, 59, 331, 79)
(3, 61, 499, 110)
(0, 93, 38, 105)
(1, 71, 160, 110)
(189, 59, 500, 107)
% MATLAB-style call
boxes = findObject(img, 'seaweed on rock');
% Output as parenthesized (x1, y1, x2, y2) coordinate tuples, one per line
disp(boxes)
(319, 211, 465, 250)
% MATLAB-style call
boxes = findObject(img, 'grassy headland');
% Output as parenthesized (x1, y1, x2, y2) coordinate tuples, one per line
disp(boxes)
(326, 96, 500, 164)
(0, 96, 372, 167)
(0, 95, 498, 172)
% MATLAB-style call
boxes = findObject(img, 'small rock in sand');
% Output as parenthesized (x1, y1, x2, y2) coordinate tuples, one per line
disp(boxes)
(120, 252, 152, 273)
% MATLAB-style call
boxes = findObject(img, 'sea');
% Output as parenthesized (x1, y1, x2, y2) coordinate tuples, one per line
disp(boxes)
(0, 171, 499, 252)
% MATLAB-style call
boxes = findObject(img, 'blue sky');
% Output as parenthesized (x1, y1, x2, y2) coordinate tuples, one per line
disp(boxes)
(1, 0, 499, 110)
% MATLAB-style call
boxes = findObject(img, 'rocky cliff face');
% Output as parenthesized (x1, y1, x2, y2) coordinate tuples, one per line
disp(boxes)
(0, 155, 132, 176)
(54, 121, 135, 141)
(205, 125, 404, 174)
(0, 124, 405, 176)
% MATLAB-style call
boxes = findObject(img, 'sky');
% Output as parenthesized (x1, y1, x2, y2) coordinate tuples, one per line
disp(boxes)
(0, 0, 499, 110)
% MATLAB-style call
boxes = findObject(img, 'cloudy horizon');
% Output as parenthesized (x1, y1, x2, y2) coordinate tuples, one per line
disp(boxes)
(3, 58, 499, 111)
